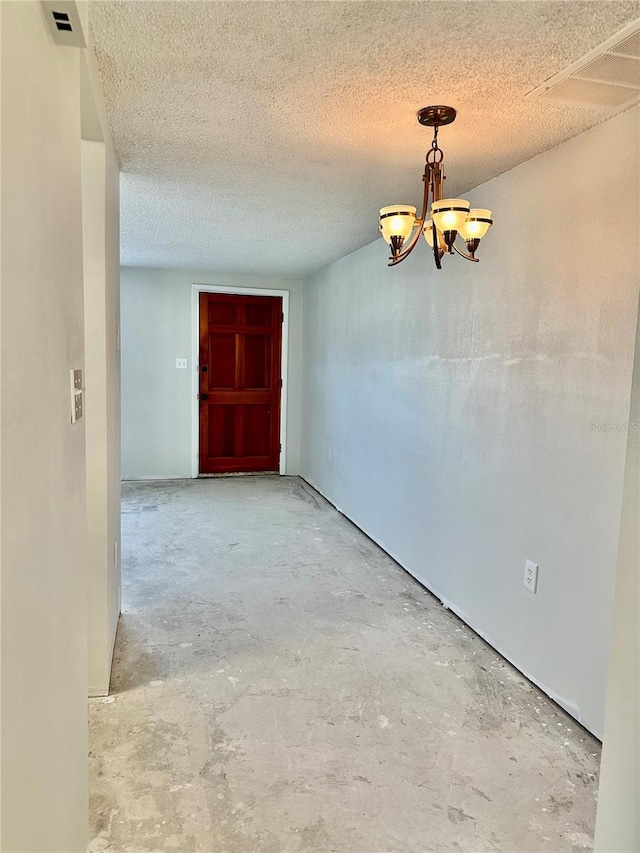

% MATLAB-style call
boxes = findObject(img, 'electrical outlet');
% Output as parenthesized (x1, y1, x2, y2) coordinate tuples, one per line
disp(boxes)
(524, 559, 539, 593)
(175, 357, 188, 369)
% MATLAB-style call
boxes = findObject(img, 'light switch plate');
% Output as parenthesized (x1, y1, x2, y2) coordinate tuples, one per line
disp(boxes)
(175, 357, 188, 369)
(70, 368, 83, 423)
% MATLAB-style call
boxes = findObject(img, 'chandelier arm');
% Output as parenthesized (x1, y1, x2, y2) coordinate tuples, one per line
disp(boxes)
(432, 159, 443, 203)
(431, 220, 442, 270)
(387, 164, 432, 266)
(452, 241, 480, 263)
(428, 162, 443, 270)
(418, 161, 432, 223)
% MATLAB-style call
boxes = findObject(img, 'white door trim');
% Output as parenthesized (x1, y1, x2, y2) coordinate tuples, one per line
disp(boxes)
(191, 283, 290, 478)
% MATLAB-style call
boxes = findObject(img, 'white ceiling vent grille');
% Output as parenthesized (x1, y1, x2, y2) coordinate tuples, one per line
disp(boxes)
(527, 18, 640, 109)
(41, 1, 86, 48)
(615, 31, 640, 59)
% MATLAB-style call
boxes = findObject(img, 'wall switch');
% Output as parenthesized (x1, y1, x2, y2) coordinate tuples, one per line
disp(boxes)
(114, 540, 119, 570)
(524, 559, 539, 593)
(175, 357, 188, 369)
(70, 368, 83, 423)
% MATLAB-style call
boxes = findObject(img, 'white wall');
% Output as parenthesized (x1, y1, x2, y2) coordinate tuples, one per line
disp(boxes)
(594, 284, 640, 850)
(121, 268, 304, 479)
(301, 107, 640, 737)
(1, 3, 88, 849)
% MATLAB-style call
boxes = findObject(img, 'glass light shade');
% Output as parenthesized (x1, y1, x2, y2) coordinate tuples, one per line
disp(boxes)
(423, 219, 435, 247)
(379, 205, 417, 244)
(458, 209, 493, 241)
(423, 220, 448, 251)
(431, 198, 470, 234)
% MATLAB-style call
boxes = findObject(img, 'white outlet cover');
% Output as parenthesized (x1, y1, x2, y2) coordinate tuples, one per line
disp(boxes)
(524, 559, 539, 593)
(175, 357, 188, 369)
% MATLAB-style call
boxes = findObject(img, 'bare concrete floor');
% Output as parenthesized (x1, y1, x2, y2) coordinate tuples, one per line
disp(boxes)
(89, 477, 600, 853)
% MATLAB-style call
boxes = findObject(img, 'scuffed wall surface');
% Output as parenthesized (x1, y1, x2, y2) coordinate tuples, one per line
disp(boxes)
(301, 107, 640, 737)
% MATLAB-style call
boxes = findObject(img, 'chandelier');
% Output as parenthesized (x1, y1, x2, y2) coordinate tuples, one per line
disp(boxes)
(378, 106, 493, 270)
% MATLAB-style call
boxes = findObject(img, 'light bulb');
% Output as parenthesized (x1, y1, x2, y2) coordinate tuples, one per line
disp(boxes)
(379, 205, 417, 245)
(424, 219, 447, 253)
(431, 199, 471, 236)
(459, 209, 493, 241)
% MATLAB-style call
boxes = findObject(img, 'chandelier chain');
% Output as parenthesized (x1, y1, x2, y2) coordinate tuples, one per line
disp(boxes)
(426, 128, 443, 164)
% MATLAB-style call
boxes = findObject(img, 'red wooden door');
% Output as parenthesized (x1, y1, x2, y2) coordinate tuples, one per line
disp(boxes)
(199, 293, 282, 474)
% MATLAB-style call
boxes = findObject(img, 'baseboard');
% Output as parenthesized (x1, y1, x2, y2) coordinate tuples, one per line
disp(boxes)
(299, 475, 601, 741)
(121, 475, 192, 481)
(88, 611, 121, 699)
(106, 608, 119, 684)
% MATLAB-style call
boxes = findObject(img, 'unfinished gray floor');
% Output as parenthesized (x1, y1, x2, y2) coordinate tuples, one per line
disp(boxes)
(89, 477, 600, 853)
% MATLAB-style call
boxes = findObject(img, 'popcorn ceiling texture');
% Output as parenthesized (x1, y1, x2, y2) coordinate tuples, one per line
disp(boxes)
(90, 1, 640, 277)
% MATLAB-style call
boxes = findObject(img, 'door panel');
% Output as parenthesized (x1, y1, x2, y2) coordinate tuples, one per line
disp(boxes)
(243, 335, 271, 388)
(208, 300, 236, 325)
(199, 293, 282, 474)
(209, 334, 236, 388)
(243, 405, 271, 457)
(208, 405, 235, 458)
(244, 302, 272, 325)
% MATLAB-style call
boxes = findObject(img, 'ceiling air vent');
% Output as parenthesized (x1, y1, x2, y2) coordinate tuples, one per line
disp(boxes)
(527, 18, 640, 109)
(52, 11, 73, 32)
(41, 1, 86, 48)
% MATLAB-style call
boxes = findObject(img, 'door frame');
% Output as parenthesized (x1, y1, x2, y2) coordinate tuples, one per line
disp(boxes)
(191, 283, 290, 478)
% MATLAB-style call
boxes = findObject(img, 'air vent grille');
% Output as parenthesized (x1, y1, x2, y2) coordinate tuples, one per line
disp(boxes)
(52, 11, 73, 31)
(614, 31, 640, 58)
(539, 78, 638, 108)
(527, 19, 640, 108)
(575, 54, 640, 88)
(41, 1, 86, 47)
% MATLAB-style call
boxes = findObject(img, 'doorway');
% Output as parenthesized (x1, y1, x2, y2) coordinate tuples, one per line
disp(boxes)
(195, 290, 286, 475)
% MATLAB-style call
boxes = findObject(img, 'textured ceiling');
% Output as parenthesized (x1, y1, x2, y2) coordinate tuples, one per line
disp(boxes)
(90, 1, 640, 277)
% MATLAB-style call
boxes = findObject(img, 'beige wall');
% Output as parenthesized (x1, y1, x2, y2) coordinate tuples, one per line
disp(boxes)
(1, 2, 119, 847)
(1, 3, 88, 849)
(81, 45, 121, 697)
(120, 268, 304, 479)
(301, 107, 640, 738)
(83, 140, 109, 691)
(105, 128, 121, 696)
(82, 136, 121, 696)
